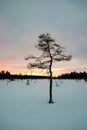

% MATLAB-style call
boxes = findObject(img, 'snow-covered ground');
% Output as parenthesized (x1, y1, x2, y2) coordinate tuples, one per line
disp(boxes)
(0, 79, 87, 130)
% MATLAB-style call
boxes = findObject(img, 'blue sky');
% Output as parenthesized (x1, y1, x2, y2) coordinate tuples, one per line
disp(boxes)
(0, 0, 87, 75)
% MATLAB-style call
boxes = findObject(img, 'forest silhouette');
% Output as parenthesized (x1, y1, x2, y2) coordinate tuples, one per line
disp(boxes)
(0, 70, 87, 81)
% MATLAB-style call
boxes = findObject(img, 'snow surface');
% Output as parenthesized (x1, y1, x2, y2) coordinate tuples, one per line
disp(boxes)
(0, 79, 87, 130)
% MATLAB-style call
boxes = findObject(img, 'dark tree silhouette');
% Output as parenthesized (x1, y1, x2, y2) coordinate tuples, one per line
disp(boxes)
(25, 33, 72, 103)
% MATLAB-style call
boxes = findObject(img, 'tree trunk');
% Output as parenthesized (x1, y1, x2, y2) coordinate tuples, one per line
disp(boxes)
(49, 56, 54, 103)
(49, 74, 53, 103)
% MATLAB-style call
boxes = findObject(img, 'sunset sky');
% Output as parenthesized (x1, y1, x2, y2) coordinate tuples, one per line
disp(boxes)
(0, 0, 87, 76)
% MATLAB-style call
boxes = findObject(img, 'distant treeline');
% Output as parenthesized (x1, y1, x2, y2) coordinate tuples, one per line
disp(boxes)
(0, 70, 50, 80)
(0, 70, 87, 80)
(58, 71, 87, 80)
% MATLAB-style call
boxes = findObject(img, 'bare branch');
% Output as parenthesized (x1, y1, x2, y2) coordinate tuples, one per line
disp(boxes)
(53, 54, 72, 62)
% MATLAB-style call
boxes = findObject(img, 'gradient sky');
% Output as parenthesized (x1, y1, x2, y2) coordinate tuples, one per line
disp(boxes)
(0, 0, 87, 75)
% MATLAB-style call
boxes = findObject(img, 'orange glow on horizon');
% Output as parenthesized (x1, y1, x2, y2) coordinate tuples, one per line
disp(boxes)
(10, 67, 70, 76)
(1, 63, 86, 77)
